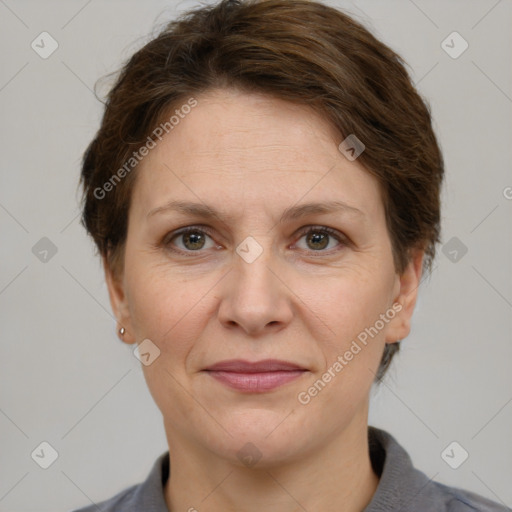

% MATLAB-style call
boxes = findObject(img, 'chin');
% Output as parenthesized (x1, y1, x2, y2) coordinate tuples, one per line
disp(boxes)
(224, 436, 307, 470)
(204, 412, 313, 468)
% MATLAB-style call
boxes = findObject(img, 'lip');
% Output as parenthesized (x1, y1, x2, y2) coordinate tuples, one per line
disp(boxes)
(204, 359, 306, 372)
(203, 359, 307, 393)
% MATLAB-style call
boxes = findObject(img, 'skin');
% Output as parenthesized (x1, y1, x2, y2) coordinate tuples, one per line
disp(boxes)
(104, 87, 423, 512)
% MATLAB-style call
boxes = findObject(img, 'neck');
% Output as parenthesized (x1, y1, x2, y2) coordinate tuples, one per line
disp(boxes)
(164, 412, 379, 512)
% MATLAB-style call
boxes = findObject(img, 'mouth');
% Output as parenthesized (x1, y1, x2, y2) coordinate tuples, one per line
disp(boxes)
(202, 359, 308, 393)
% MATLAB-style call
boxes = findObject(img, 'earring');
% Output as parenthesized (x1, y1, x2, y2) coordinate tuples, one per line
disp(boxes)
(119, 327, 126, 336)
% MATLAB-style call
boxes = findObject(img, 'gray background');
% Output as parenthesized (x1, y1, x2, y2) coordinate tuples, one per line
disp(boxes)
(0, 0, 511, 510)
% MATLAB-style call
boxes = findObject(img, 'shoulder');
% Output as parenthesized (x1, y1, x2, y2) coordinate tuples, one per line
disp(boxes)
(69, 483, 140, 512)
(433, 481, 510, 512)
(367, 427, 510, 512)
(68, 451, 170, 512)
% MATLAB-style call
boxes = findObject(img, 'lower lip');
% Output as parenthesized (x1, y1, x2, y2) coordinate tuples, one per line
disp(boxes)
(205, 370, 306, 392)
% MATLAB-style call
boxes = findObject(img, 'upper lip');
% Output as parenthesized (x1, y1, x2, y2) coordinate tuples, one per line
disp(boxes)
(203, 359, 306, 373)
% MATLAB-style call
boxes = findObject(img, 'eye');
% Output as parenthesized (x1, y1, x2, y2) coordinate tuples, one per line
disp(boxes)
(162, 224, 347, 257)
(164, 226, 218, 254)
(294, 226, 346, 253)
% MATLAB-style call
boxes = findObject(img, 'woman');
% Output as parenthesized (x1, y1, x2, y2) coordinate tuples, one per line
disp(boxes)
(73, 0, 508, 510)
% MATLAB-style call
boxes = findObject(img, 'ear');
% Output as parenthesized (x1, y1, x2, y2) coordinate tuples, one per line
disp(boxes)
(385, 248, 424, 344)
(103, 254, 136, 345)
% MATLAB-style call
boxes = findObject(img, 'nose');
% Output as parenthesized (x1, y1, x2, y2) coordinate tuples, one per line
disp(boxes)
(217, 240, 294, 337)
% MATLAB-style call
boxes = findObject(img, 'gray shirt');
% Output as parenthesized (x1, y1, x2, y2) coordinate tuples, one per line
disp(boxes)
(71, 427, 509, 511)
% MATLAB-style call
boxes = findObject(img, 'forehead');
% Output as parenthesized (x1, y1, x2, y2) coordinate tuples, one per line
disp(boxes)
(131, 88, 383, 221)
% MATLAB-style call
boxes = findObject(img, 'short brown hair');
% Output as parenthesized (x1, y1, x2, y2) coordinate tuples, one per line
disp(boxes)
(80, 0, 444, 381)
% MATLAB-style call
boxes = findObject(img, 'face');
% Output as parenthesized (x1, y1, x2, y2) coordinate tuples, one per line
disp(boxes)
(105, 88, 422, 467)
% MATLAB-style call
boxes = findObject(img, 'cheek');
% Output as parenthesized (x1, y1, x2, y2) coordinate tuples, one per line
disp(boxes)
(126, 266, 211, 415)
(125, 262, 209, 352)
(319, 267, 394, 341)
(310, 267, 396, 399)
(296, 277, 392, 418)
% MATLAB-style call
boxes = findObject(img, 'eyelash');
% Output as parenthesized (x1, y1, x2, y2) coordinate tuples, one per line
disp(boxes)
(162, 225, 348, 257)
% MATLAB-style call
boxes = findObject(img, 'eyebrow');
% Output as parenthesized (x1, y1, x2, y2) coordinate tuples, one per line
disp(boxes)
(147, 199, 365, 223)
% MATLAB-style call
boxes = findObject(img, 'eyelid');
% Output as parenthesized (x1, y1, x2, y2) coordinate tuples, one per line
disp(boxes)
(295, 225, 346, 240)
